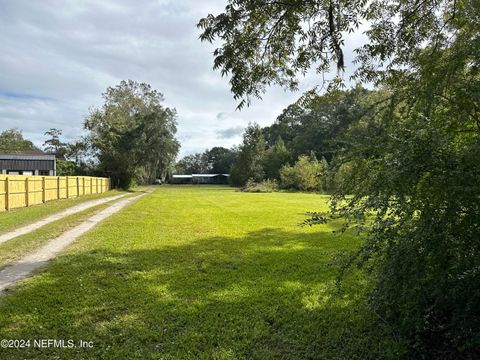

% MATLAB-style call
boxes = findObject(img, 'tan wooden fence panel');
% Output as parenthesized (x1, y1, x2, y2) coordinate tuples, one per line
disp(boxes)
(67, 177, 76, 198)
(0, 177, 5, 210)
(84, 177, 91, 195)
(58, 177, 67, 199)
(8, 175, 27, 209)
(45, 176, 58, 202)
(28, 176, 44, 206)
(0, 175, 110, 212)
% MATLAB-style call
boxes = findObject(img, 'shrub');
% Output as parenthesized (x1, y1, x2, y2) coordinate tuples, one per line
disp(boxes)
(280, 154, 329, 191)
(56, 159, 77, 176)
(241, 178, 278, 193)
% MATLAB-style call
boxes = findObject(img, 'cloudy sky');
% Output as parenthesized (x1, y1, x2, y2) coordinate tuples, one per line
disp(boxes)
(0, 0, 362, 157)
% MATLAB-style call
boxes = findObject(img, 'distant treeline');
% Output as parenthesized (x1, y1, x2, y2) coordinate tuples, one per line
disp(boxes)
(176, 86, 372, 192)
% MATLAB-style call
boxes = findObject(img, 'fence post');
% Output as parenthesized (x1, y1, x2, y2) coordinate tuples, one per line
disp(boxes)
(57, 176, 60, 199)
(5, 176, 9, 211)
(83, 177, 86, 195)
(25, 177, 29, 207)
(76, 177, 80, 197)
(42, 177, 46, 203)
(66, 176, 69, 198)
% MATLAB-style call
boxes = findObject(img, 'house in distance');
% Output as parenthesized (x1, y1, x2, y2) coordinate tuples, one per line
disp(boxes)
(171, 174, 229, 185)
(0, 151, 56, 176)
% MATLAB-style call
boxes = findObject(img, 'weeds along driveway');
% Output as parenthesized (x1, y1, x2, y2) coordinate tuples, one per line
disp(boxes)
(0, 186, 402, 359)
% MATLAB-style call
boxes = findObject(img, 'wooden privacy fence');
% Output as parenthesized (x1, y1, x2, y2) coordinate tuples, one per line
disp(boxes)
(0, 175, 110, 212)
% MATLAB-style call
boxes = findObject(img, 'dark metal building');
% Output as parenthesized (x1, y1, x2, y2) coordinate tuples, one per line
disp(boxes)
(171, 174, 230, 185)
(0, 153, 56, 176)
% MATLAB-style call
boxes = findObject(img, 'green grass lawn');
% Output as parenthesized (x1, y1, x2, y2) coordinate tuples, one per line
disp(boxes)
(0, 189, 128, 234)
(0, 186, 402, 359)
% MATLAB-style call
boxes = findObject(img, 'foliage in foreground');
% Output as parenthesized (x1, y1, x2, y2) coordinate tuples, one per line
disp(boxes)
(331, 41, 480, 356)
(199, 0, 480, 357)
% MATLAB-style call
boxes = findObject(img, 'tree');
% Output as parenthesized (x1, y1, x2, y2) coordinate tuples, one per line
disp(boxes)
(198, 0, 463, 107)
(65, 139, 88, 166)
(263, 104, 305, 146)
(199, 0, 480, 356)
(263, 136, 290, 180)
(263, 87, 371, 162)
(43, 128, 67, 156)
(230, 123, 266, 186)
(84, 80, 179, 188)
(0, 128, 39, 152)
(135, 108, 180, 182)
(204, 147, 236, 174)
(175, 147, 238, 175)
(326, 43, 480, 356)
(61, 138, 98, 176)
(175, 153, 209, 174)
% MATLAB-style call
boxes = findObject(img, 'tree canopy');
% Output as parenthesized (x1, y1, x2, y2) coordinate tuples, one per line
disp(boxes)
(264, 86, 372, 162)
(230, 123, 267, 186)
(175, 147, 236, 175)
(0, 128, 39, 153)
(198, 0, 471, 107)
(43, 128, 67, 156)
(85, 80, 179, 188)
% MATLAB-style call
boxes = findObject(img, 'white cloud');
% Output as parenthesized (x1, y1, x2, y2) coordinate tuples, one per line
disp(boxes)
(0, 0, 363, 157)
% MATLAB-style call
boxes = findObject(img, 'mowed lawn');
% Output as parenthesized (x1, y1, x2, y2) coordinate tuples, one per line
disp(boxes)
(0, 186, 401, 359)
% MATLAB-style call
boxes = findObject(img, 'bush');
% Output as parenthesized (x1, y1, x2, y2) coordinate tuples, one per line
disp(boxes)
(56, 159, 77, 176)
(241, 178, 278, 193)
(279, 154, 329, 191)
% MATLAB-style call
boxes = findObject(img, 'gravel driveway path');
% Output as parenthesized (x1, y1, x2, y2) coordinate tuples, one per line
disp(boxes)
(0, 193, 126, 246)
(0, 191, 150, 294)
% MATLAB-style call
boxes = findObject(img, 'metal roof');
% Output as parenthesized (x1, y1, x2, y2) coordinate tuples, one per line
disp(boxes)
(191, 174, 229, 177)
(0, 153, 56, 161)
(173, 174, 230, 178)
